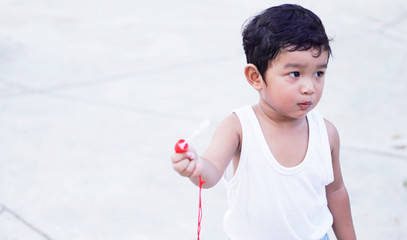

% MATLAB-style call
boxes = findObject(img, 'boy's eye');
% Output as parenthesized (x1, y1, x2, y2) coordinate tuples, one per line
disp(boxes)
(289, 72, 300, 78)
(315, 71, 324, 78)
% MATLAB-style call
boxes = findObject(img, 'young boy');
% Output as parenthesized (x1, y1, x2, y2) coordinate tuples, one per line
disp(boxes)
(172, 4, 356, 240)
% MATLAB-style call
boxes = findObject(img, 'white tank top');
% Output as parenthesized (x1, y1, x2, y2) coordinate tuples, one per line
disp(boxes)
(223, 105, 334, 240)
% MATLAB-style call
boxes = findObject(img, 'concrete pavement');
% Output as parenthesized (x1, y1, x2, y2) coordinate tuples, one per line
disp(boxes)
(1, 0, 406, 239)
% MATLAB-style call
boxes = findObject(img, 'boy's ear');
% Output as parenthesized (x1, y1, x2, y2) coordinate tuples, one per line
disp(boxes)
(244, 64, 263, 90)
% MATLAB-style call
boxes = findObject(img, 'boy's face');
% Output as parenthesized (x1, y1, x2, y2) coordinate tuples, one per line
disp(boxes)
(260, 48, 329, 119)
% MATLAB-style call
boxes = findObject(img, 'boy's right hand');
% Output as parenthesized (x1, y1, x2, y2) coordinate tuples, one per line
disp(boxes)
(171, 148, 202, 178)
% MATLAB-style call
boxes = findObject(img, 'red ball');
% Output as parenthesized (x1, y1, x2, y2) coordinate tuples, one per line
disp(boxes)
(174, 139, 188, 153)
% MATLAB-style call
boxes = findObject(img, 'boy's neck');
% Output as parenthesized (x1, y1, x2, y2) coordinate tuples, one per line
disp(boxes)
(254, 103, 307, 128)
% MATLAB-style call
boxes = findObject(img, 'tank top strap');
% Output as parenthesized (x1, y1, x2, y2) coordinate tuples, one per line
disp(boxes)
(306, 110, 334, 184)
(224, 105, 254, 182)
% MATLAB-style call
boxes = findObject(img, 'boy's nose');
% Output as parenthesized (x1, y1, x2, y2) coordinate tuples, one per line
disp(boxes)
(301, 79, 315, 95)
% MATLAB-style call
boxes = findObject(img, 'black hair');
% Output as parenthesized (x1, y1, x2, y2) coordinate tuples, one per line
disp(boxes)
(242, 4, 332, 79)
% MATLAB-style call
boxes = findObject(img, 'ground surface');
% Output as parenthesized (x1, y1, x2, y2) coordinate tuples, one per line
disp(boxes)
(1, 0, 406, 239)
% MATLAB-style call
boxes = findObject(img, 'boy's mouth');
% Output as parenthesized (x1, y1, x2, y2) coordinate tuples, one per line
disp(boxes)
(298, 101, 312, 110)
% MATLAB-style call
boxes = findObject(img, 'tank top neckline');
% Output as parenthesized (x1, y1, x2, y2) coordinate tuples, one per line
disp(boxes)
(247, 105, 312, 175)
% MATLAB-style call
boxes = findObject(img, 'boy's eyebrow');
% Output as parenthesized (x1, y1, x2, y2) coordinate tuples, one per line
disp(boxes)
(317, 63, 328, 69)
(283, 63, 328, 69)
(283, 63, 305, 69)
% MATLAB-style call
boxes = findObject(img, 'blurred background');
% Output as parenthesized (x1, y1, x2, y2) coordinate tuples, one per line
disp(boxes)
(0, 0, 406, 239)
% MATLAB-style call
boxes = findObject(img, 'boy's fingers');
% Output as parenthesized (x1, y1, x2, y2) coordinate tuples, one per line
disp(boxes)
(190, 159, 202, 178)
(183, 159, 197, 177)
(171, 152, 188, 164)
(171, 148, 198, 177)
(172, 159, 189, 174)
(186, 151, 196, 160)
(171, 150, 196, 164)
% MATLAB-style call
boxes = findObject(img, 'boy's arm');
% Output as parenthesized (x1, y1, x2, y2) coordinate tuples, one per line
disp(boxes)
(325, 119, 356, 240)
(172, 113, 241, 188)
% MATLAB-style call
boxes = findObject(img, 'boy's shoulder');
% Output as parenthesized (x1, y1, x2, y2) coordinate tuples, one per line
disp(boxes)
(322, 118, 338, 136)
(307, 110, 339, 151)
(308, 110, 338, 136)
(322, 117, 340, 151)
(220, 112, 242, 134)
(211, 111, 243, 149)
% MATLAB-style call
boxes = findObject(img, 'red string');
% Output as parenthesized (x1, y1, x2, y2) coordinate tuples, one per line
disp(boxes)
(197, 175, 205, 240)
